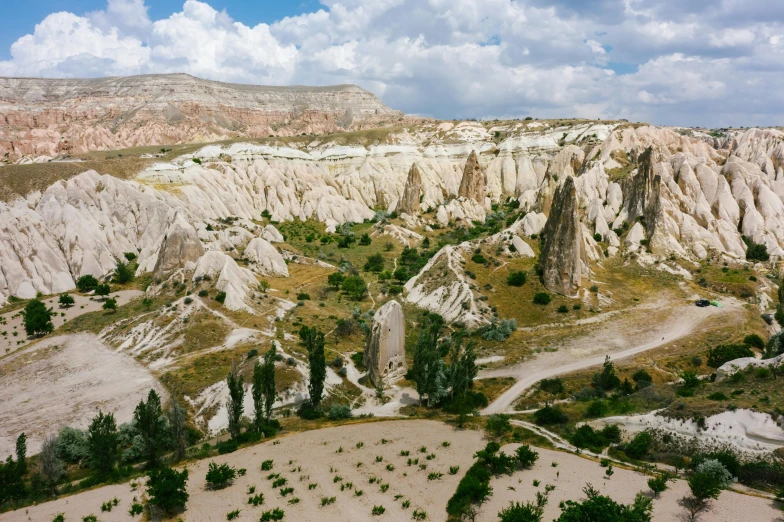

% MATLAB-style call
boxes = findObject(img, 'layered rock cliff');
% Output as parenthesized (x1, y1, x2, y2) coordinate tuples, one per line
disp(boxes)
(0, 74, 402, 161)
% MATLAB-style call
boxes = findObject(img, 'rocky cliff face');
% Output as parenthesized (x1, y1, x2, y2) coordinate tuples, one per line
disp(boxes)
(3, 118, 784, 310)
(0, 74, 402, 161)
(398, 163, 423, 215)
(364, 300, 407, 386)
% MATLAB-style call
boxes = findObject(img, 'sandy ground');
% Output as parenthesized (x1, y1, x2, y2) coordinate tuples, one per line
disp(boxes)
(0, 420, 484, 522)
(0, 333, 165, 457)
(481, 297, 743, 413)
(0, 290, 142, 355)
(477, 444, 782, 522)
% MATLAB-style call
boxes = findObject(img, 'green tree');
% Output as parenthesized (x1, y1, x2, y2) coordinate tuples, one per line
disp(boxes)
(359, 233, 372, 246)
(647, 474, 670, 497)
(412, 314, 447, 407)
(327, 272, 345, 290)
(342, 275, 368, 301)
(39, 434, 64, 493)
(103, 298, 117, 311)
(76, 275, 98, 292)
(556, 484, 652, 522)
(94, 284, 111, 299)
(88, 411, 119, 476)
(226, 362, 244, 441)
(393, 267, 409, 282)
(446, 335, 478, 399)
(260, 345, 277, 423)
(113, 261, 134, 284)
(486, 414, 512, 438)
(499, 493, 547, 522)
(592, 355, 620, 391)
(133, 389, 167, 467)
(706, 344, 754, 368)
(363, 253, 385, 273)
(304, 327, 327, 409)
(21, 299, 54, 337)
(147, 467, 189, 514)
(15, 433, 27, 476)
(58, 293, 75, 308)
(167, 402, 187, 462)
(507, 271, 527, 287)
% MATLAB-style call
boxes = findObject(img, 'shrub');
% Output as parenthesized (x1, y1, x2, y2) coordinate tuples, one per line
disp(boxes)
(498, 494, 547, 522)
(59, 293, 75, 308)
(707, 344, 754, 368)
(364, 253, 385, 272)
(743, 334, 765, 349)
(296, 292, 310, 300)
(478, 318, 517, 341)
(215, 291, 227, 304)
(688, 471, 723, 501)
(227, 509, 241, 520)
(76, 275, 99, 292)
(486, 414, 512, 437)
(695, 459, 732, 487)
(743, 236, 769, 261)
(128, 502, 144, 516)
(327, 404, 353, 420)
(623, 431, 652, 460)
(449, 465, 460, 475)
(515, 445, 539, 468)
(586, 399, 608, 418)
(147, 467, 189, 514)
(471, 254, 487, 264)
(557, 305, 569, 313)
(647, 474, 670, 497)
(507, 271, 527, 286)
(427, 472, 443, 480)
(533, 292, 551, 305)
(261, 460, 273, 471)
(206, 462, 237, 489)
(321, 496, 336, 506)
(412, 508, 427, 520)
(631, 369, 652, 383)
(533, 405, 568, 425)
(248, 493, 265, 506)
(372, 505, 385, 515)
(539, 378, 564, 394)
(557, 485, 652, 521)
(260, 508, 285, 521)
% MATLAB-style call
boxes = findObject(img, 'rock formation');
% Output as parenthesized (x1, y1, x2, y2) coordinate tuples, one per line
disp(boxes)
(458, 150, 486, 203)
(244, 238, 289, 277)
(539, 176, 587, 297)
(364, 300, 407, 386)
(192, 251, 258, 312)
(152, 213, 204, 276)
(0, 74, 402, 161)
(398, 163, 423, 215)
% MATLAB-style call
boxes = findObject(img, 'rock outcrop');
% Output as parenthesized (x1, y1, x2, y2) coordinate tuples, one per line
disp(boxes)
(192, 252, 258, 312)
(364, 300, 407, 386)
(244, 238, 289, 277)
(458, 151, 486, 203)
(540, 176, 587, 297)
(398, 163, 423, 215)
(151, 213, 204, 276)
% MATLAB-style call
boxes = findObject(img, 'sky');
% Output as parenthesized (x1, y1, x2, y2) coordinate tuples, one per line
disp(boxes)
(1, 0, 782, 128)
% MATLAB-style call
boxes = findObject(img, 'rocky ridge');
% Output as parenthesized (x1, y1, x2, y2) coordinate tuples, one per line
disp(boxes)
(0, 73, 402, 162)
(2, 119, 784, 318)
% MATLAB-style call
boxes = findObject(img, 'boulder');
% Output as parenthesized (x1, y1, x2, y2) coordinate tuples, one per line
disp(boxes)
(458, 150, 487, 203)
(398, 163, 423, 215)
(364, 300, 407, 387)
(262, 224, 284, 243)
(512, 236, 535, 258)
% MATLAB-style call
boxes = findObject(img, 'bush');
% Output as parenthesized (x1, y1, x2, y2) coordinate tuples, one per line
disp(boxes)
(260, 508, 285, 521)
(623, 431, 652, 460)
(539, 378, 564, 394)
(327, 404, 353, 420)
(743, 334, 765, 349)
(707, 344, 753, 368)
(296, 293, 310, 301)
(446, 463, 492, 517)
(688, 471, 723, 501)
(76, 275, 99, 292)
(215, 291, 227, 304)
(695, 459, 733, 487)
(22, 298, 54, 336)
(59, 293, 75, 308)
(507, 271, 527, 287)
(486, 414, 512, 437)
(707, 392, 728, 401)
(478, 318, 517, 341)
(206, 462, 237, 489)
(113, 261, 135, 284)
(498, 494, 547, 522)
(533, 405, 568, 425)
(147, 467, 189, 514)
(515, 445, 539, 468)
(217, 439, 238, 454)
(631, 369, 652, 384)
(533, 292, 551, 305)
(557, 485, 652, 521)
(557, 305, 569, 313)
(743, 236, 769, 262)
(342, 275, 368, 301)
(471, 254, 487, 264)
(586, 399, 608, 418)
(364, 253, 385, 273)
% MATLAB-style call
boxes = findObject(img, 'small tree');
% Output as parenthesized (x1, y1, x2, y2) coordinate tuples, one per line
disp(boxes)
(39, 434, 64, 493)
(592, 355, 620, 391)
(76, 275, 98, 292)
(15, 433, 27, 476)
(304, 327, 327, 409)
(393, 267, 409, 282)
(507, 271, 527, 287)
(168, 402, 188, 462)
(147, 467, 189, 514)
(58, 293, 75, 308)
(88, 411, 119, 476)
(499, 493, 547, 522)
(21, 299, 54, 337)
(342, 275, 368, 300)
(205, 461, 237, 489)
(515, 445, 539, 469)
(412, 314, 447, 407)
(557, 485, 652, 521)
(261, 345, 277, 423)
(226, 362, 244, 440)
(94, 284, 111, 299)
(113, 261, 134, 284)
(103, 298, 117, 311)
(327, 272, 345, 290)
(684, 472, 722, 520)
(648, 473, 670, 497)
(486, 414, 512, 438)
(134, 389, 167, 467)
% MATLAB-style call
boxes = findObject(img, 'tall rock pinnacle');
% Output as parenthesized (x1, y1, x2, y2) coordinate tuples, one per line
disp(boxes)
(398, 163, 423, 215)
(458, 150, 486, 203)
(364, 300, 407, 387)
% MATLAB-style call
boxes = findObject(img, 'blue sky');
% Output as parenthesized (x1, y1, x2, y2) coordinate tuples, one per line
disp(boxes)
(1, 0, 782, 127)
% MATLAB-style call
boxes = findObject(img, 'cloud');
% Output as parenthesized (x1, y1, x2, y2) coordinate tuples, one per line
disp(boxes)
(0, 0, 782, 127)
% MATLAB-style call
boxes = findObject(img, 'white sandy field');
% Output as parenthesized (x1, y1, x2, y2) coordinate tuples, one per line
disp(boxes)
(0, 420, 484, 522)
(0, 422, 780, 521)
(0, 332, 165, 458)
(0, 290, 142, 355)
(476, 443, 782, 522)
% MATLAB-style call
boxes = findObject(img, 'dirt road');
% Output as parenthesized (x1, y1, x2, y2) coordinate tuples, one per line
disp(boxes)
(481, 298, 743, 414)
